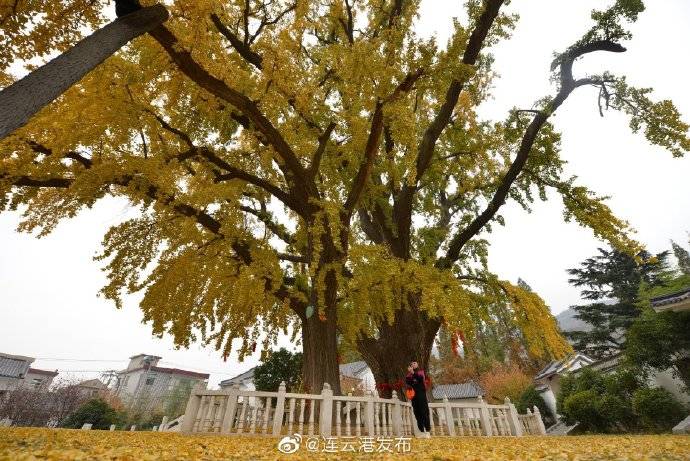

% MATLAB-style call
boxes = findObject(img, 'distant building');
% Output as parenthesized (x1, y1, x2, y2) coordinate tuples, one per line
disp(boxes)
(219, 368, 259, 407)
(0, 353, 33, 396)
(431, 382, 484, 403)
(0, 352, 58, 397)
(218, 361, 379, 394)
(339, 361, 376, 393)
(74, 379, 109, 399)
(535, 350, 690, 419)
(533, 352, 594, 417)
(219, 367, 255, 391)
(22, 368, 58, 390)
(114, 354, 209, 414)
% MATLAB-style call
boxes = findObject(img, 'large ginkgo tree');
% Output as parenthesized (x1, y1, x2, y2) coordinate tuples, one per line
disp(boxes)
(1, 0, 688, 395)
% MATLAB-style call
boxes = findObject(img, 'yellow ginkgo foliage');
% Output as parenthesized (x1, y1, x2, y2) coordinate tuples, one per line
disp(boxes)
(1, 0, 689, 394)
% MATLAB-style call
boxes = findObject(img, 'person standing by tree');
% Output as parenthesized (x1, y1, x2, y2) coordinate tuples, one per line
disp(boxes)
(406, 361, 431, 437)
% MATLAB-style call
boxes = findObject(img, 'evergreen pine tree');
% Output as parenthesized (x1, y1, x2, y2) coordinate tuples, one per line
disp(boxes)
(565, 248, 671, 359)
(671, 240, 690, 276)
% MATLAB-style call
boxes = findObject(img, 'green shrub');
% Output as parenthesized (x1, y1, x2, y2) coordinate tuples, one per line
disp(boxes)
(61, 399, 122, 430)
(562, 390, 602, 431)
(595, 394, 634, 431)
(632, 387, 686, 433)
(517, 385, 555, 426)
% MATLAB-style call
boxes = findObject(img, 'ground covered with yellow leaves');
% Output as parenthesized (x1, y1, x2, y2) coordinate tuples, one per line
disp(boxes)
(1, 428, 689, 460)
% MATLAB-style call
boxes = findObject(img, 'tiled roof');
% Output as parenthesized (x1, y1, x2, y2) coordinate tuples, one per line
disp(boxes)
(650, 287, 690, 307)
(339, 361, 369, 378)
(577, 352, 622, 374)
(77, 379, 108, 389)
(534, 353, 594, 380)
(219, 367, 255, 387)
(27, 368, 58, 377)
(123, 366, 209, 379)
(0, 354, 32, 378)
(431, 382, 484, 400)
(150, 366, 209, 379)
(129, 353, 163, 360)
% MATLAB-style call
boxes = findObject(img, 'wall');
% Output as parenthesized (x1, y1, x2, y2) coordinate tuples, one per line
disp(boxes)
(21, 371, 55, 390)
(651, 369, 690, 405)
(0, 376, 20, 392)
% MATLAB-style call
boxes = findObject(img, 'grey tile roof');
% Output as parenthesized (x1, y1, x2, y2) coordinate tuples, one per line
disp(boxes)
(339, 361, 369, 378)
(219, 367, 255, 387)
(534, 353, 594, 380)
(0, 355, 32, 379)
(650, 287, 690, 307)
(431, 382, 484, 400)
(77, 379, 109, 389)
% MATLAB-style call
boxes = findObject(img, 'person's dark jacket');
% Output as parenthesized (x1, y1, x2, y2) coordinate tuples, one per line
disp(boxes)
(405, 369, 427, 400)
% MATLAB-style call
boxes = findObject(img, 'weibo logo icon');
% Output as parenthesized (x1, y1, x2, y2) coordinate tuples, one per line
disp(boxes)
(277, 433, 302, 454)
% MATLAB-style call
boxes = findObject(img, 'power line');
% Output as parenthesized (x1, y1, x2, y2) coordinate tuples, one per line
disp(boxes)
(32, 356, 246, 375)
(53, 369, 239, 376)
(35, 357, 246, 375)
(35, 357, 127, 362)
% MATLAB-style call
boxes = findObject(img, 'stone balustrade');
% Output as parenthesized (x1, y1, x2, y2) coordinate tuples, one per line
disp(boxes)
(179, 382, 546, 437)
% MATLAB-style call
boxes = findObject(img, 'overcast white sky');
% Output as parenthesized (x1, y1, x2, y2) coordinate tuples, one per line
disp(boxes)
(1, 1, 689, 388)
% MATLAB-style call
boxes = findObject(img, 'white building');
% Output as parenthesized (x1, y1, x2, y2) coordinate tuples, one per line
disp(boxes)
(0, 352, 58, 397)
(535, 350, 690, 420)
(74, 379, 109, 399)
(534, 352, 594, 417)
(114, 354, 209, 409)
(339, 361, 376, 393)
(219, 367, 255, 391)
(23, 368, 58, 390)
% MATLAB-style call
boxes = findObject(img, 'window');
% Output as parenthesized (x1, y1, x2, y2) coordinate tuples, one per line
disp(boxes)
(31, 378, 43, 389)
(145, 377, 155, 386)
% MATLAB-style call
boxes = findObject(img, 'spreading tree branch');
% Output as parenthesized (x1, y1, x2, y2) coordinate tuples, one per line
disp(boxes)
(438, 39, 628, 269)
(148, 25, 310, 188)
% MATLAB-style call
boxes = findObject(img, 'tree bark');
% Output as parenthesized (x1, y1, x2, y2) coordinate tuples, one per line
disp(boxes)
(301, 308, 341, 396)
(356, 307, 441, 399)
(0, 5, 169, 141)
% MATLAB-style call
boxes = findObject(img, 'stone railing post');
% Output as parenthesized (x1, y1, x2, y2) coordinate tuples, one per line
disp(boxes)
(159, 416, 168, 432)
(477, 396, 493, 436)
(533, 406, 546, 435)
(364, 391, 375, 436)
(221, 383, 241, 434)
(525, 408, 534, 434)
(319, 383, 333, 436)
(504, 397, 523, 436)
(271, 381, 287, 435)
(443, 396, 456, 436)
(180, 382, 205, 433)
(391, 391, 403, 436)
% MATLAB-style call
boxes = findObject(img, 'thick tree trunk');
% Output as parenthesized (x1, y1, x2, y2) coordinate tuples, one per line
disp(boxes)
(357, 307, 441, 399)
(0, 5, 169, 141)
(300, 257, 342, 396)
(302, 311, 341, 395)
